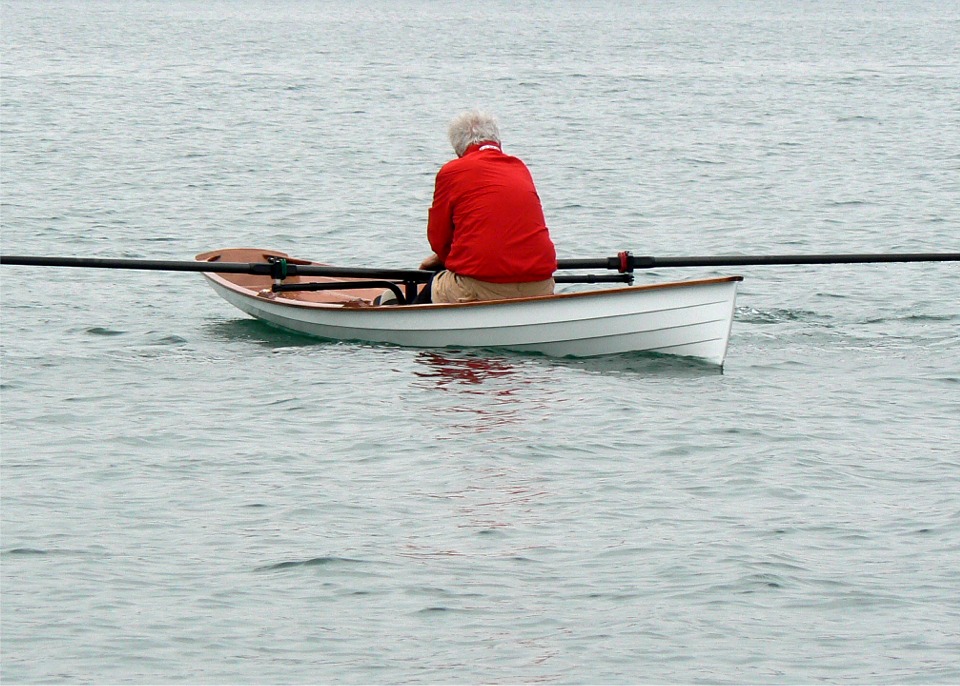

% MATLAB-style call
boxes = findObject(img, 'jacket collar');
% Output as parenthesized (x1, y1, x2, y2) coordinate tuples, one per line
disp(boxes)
(461, 141, 502, 157)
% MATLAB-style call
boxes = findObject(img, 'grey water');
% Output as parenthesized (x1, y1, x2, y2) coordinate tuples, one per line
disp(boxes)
(2, 1, 959, 683)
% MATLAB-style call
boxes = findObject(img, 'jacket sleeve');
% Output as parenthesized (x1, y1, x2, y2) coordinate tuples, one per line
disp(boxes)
(427, 168, 455, 262)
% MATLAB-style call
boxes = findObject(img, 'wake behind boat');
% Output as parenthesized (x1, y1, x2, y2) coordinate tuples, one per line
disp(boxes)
(196, 248, 743, 365)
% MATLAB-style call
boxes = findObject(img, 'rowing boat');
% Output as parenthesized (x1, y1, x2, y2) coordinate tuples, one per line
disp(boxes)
(7, 248, 950, 365)
(196, 248, 742, 365)
(4, 248, 953, 365)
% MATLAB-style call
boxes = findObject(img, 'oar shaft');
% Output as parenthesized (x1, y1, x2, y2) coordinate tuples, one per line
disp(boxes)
(0, 255, 434, 281)
(1, 255, 261, 273)
(640, 253, 960, 268)
(557, 252, 960, 270)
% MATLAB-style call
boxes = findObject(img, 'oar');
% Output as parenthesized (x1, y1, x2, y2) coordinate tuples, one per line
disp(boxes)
(557, 252, 960, 271)
(0, 255, 435, 282)
(2, 251, 957, 280)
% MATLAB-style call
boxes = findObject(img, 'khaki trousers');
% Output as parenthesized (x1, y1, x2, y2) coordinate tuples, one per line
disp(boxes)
(431, 270, 555, 303)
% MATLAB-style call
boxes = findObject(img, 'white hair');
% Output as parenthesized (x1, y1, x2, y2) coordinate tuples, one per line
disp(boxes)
(448, 110, 501, 157)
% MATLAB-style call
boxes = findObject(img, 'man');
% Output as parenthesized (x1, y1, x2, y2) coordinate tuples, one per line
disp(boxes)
(416, 110, 557, 304)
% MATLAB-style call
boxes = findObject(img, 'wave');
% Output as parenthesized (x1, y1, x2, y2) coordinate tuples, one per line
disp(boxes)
(255, 556, 369, 572)
(735, 306, 830, 325)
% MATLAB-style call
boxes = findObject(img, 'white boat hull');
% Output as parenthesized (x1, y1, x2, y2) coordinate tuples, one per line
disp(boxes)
(198, 249, 742, 365)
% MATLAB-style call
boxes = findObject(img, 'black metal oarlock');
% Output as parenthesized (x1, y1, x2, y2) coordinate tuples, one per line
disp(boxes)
(267, 256, 289, 286)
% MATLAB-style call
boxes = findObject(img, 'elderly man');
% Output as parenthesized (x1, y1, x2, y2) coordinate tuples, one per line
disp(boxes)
(414, 110, 557, 304)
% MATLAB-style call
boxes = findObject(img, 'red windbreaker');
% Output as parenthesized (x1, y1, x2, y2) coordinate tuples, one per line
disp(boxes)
(427, 142, 557, 283)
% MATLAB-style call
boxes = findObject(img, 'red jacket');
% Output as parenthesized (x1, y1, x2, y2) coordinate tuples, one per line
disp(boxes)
(427, 142, 557, 283)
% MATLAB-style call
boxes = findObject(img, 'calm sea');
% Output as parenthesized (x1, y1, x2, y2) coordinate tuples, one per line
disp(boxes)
(2, 1, 958, 683)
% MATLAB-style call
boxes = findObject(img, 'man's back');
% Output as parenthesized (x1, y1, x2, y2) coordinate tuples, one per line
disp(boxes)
(428, 144, 556, 283)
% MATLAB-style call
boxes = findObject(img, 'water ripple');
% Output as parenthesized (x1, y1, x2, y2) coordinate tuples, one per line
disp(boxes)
(2, 2, 958, 685)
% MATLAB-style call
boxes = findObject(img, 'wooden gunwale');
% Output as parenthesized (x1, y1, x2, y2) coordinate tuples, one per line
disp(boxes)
(203, 270, 744, 311)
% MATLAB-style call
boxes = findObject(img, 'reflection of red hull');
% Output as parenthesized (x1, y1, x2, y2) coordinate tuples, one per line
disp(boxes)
(415, 352, 518, 386)
(198, 248, 742, 365)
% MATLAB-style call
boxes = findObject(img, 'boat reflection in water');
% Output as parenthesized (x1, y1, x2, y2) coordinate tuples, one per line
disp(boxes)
(414, 348, 723, 391)
(413, 350, 519, 389)
(404, 355, 552, 563)
(411, 350, 547, 436)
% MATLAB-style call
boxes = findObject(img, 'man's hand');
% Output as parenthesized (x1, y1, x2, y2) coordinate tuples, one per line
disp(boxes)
(419, 253, 444, 271)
